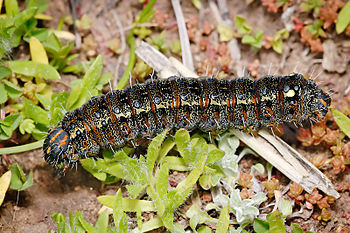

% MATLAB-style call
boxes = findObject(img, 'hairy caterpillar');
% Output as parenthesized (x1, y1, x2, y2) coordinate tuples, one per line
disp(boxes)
(43, 73, 330, 167)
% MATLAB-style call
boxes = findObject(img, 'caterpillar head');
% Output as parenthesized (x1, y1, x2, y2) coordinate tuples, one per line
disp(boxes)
(302, 77, 331, 122)
(43, 126, 75, 166)
(43, 110, 101, 168)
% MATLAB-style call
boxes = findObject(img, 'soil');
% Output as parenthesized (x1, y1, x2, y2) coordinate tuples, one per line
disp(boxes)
(1, 0, 349, 232)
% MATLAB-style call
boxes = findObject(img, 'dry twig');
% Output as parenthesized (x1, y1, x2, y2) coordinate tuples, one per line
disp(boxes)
(112, 10, 126, 88)
(171, 0, 195, 71)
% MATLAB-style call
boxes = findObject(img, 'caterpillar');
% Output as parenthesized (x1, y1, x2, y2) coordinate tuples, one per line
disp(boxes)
(43, 73, 331, 167)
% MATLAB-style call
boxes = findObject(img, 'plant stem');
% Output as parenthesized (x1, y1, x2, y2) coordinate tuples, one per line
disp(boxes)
(0, 139, 44, 154)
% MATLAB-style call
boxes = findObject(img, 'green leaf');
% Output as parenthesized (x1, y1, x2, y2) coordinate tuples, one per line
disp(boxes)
(331, 109, 350, 138)
(199, 172, 215, 190)
(137, 206, 142, 230)
(0, 66, 11, 79)
(268, 211, 286, 233)
(136, 0, 156, 24)
(215, 189, 267, 225)
(51, 213, 70, 233)
(300, 0, 323, 15)
(192, 0, 202, 10)
(159, 150, 207, 230)
(26, 0, 49, 13)
(73, 211, 88, 233)
(197, 226, 212, 233)
(68, 55, 103, 110)
(76, 211, 95, 233)
(19, 119, 35, 134)
(156, 162, 169, 199)
(271, 28, 288, 54)
(242, 30, 264, 50)
(0, 114, 20, 141)
(150, 31, 168, 53)
(272, 38, 283, 54)
(146, 129, 168, 178)
(35, 93, 50, 110)
(175, 128, 191, 162)
(9, 163, 33, 191)
(31, 127, 47, 140)
(23, 97, 49, 125)
(278, 198, 292, 218)
(96, 72, 112, 90)
(97, 195, 155, 212)
(186, 204, 217, 231)
(170, 39, 182, 56)
(336, 1, 350, 34)
(112, 189, 128, 233)
(158, 137, 175, 163)
(23, 28, 49, 42)
(234, 16, 252, 34)
(2, 80, 23, 98)
(138, 217, 163, 233)
(217, 206, 230, 233)
(49, 92, 68, 125)
(0, 171, 12, 207)
(8, 60, 60, 80)
(217, 24, 234, 42)
(174, 150, 207, 202)
(126, 183, 147, 198)
(29, 36, 49, 64)
(206, 146, 225, 164)
(291, 223, 305, 233)
(253, 218, 269, 233)
(0, 82, 8, 104)
(5, 0, 19, 17)
(164, 156, 189, 171)
(42, 32, 62, 54)
(306, 20, 326, 38)
(80, 156, 126, 181)
(95, 210, 108, 233)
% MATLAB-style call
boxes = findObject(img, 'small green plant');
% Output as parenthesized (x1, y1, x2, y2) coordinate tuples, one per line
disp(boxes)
(149, 31, 168, 53)
(300, 0, 324, 16)
(242, 30, 264, 51)
(253, 211, 312, 233)
(51, 210, 114, 233)
(9, 163, 33, 191)
(271, 29, 290, 54)
(218, 24, 234, 42)
(90, 129, 212, 231)
(234, 16, 252, 34)
(0, 55, 111, 155)
(233, 16, 267, 52)
(212, 188, 267, 227)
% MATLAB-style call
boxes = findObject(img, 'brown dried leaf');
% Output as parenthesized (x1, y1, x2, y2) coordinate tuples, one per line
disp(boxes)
(330, 155, 345, 174)
(300, 27, 323, 52)
(261, 0, 279, 13)
(238, 172, 253, 188)
(201, 21, 214, 36)
(305, 189, 322, 204)
(262, 178, 279, 198)
(154, 10, 169, 29)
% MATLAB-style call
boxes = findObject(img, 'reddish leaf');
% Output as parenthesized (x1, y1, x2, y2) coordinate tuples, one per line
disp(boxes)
(320, 0, 344, 29)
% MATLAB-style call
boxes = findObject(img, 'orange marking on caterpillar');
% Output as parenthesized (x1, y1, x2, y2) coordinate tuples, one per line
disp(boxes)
(58, 134, 69, 147)
(50, 129, 64, 142)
